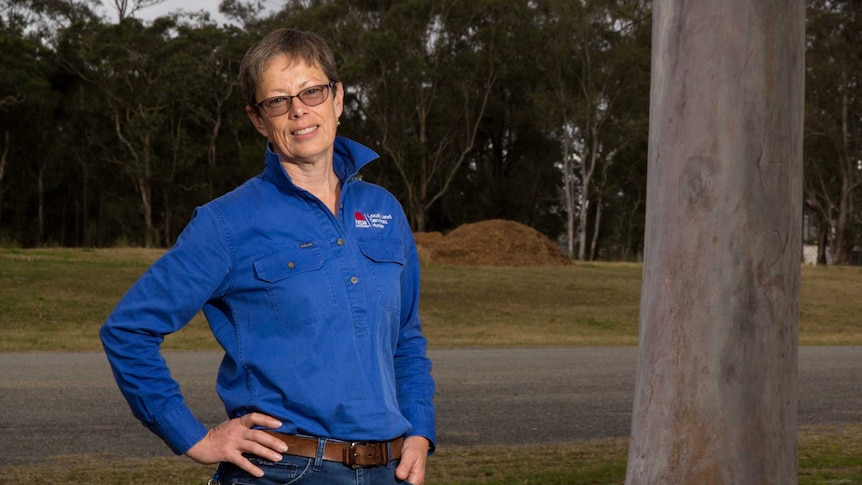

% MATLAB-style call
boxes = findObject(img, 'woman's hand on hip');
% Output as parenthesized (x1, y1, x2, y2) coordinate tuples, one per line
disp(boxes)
(185, 412, 288, 478)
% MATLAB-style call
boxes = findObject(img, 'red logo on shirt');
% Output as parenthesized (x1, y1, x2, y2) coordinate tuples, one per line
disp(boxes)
(354, 211, 392, 229)
(354, 212, 371, 228)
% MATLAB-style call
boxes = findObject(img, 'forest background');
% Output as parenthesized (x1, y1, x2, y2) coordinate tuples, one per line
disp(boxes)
(0, 0, 859, 263)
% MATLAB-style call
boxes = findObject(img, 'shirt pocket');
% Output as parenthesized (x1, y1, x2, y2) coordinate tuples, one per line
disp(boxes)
(356, 237, 405, 312)
(253, 244, 336, 326)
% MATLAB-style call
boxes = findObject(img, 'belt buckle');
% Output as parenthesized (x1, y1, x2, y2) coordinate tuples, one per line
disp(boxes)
(343, 441, 386, 469)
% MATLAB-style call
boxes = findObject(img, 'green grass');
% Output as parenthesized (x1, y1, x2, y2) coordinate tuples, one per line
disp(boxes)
(0, 248, 210, 351)
(6, 249, 860, 351)
(420, 262, 642, 347)
(799, 265, 862, 345)
(2, 248, 862, 483)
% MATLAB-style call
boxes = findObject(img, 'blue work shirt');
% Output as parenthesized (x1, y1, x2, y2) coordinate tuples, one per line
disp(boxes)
(101, 137, 436, 455)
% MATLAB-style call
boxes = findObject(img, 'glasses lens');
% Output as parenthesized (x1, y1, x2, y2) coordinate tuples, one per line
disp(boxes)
(298, 85, 329, 107)
(262, 98, 287, 115)
(257, 84, 332, 117)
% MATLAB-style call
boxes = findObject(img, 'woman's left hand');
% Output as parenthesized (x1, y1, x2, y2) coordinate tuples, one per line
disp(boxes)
(395, 435, 430, 485)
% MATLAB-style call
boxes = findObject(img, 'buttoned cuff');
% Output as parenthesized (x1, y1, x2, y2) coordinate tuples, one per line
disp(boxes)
(403, 405, 437, 453)
(147, 402, 209, 455)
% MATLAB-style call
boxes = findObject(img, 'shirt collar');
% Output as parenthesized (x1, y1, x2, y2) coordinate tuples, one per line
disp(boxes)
(262, 136, 380, 191)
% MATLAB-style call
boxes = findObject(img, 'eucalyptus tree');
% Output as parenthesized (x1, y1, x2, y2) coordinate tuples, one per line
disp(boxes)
(804, 0, 862, 264)
(268, 0, 651, 245)
(0, 19, 54, 240)
(598, 119, 648, 260)
(533, 0, 650, 260)
(0, 0, 81, 245)
(4, 0, 136, 247)
(219, 0, 269, 27)
(627, 0, 804, 480)
(279, 0, 499, 232)
(441, 0, 564, 235)
(150, 21, 257, 243)
(0, 24, 28, 230)
(54, 64, 124, 247)
(59, 17, 178, 247)
(108, 0, 164, 24)
(173, 23, 253, 190)
(583, 8, 650, 260)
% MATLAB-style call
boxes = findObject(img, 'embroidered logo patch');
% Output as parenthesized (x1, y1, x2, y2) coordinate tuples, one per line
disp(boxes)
(354, 211, 392, 229)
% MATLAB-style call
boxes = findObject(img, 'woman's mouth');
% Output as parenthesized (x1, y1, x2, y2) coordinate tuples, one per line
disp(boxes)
(292, 126, 317, 136)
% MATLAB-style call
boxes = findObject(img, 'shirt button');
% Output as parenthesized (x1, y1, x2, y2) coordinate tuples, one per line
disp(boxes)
(287, 261, 296, 269)
(337, 238, 344, 246)
(350, 276, 358, 284)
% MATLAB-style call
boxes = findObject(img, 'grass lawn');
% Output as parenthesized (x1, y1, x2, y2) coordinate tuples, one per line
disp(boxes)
(3, 248, 859, 351)
(1, 248, 861, 483)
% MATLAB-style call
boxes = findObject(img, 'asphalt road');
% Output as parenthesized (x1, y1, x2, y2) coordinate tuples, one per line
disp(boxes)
(2, 347, 861, 468)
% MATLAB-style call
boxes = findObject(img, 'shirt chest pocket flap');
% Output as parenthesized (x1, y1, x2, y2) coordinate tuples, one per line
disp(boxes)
(356, 237, 405, 311)
(252, 245, 334, 326)
(253, 244, 325, 283)
(356, 237, 405, 266)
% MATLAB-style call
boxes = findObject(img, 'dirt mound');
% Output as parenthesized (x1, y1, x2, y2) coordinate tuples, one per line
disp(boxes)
(414, 219, 569, 266)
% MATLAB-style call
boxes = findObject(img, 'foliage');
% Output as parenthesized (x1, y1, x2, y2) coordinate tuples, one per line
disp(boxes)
(0, 0, 653, 256)
(804, 0, 862, 265)
(0, 1, 859, 265)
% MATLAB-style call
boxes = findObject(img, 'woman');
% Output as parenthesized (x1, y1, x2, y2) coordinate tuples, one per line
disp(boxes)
(101, 28, 435, 485)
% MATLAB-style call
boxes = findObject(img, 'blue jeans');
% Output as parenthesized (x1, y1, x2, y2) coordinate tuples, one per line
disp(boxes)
(211, 452, 412, 485)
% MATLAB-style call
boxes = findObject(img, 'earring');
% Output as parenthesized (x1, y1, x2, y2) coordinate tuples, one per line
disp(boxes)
(336, 119, 341, 127)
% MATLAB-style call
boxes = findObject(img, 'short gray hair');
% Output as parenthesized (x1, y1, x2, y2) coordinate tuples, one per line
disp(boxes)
(239, 28, 339, 107)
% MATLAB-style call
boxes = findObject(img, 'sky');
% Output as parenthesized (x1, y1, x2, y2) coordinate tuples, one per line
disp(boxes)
(99, 0, 278, 25)
(137, 0, 228, 21)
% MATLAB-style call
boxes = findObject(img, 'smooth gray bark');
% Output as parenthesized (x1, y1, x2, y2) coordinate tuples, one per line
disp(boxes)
(625, 1, 805, 483)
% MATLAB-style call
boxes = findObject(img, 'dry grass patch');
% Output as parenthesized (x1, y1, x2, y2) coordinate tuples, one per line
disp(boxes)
(0, 248, 212, 351)
(3, 249, 862, 350)
(0, 455, 214, 484)
(3, 427, 862, 484)
(419, 263, 642, 347)
(800, 265, 862, 345)
(427, 438, 629, 484)
(799, 423, 862, 483)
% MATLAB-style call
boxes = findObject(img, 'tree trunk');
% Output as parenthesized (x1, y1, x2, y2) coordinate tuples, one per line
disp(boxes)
(577, 120, 599, 261)
(0, 130, 9, 228)
(833, 173, 852, 264)
(830, 68, 860, 264)
(207, 101, 224, 200)
(577, 196, 588, 261)
(37, 163, 44, 246)
(81, 164, 89, 247)
(626, 1, 805, 483)
(563, 138, 576, 259)
(589, 197, 602, 261)
(139, 133, 156, 248)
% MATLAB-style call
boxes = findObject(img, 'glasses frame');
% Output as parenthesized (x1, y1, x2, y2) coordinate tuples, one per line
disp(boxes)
(254, 81, 337, 118)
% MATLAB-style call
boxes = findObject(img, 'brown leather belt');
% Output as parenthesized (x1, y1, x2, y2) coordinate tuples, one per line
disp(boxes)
(265, 432, 403, 468)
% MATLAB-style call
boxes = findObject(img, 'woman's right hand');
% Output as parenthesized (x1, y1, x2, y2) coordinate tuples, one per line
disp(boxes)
(185, 412, 288, 478)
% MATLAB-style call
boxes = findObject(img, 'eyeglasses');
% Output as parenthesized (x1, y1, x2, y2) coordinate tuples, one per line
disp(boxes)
(254, 81, 336, 117)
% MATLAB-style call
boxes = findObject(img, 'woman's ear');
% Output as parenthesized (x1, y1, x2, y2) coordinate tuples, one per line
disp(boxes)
(246, 106, 269, 138)
(334, 82, 344, 120)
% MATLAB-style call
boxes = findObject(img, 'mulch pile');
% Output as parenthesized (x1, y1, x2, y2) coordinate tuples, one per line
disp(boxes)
(413, 219, 569, 266)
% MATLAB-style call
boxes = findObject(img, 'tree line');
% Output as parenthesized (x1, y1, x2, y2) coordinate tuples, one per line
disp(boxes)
(0, 0, 859, 263)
